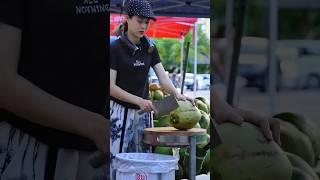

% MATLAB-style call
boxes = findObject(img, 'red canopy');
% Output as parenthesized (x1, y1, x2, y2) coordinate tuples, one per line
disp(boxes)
(110, 14, 197, 38)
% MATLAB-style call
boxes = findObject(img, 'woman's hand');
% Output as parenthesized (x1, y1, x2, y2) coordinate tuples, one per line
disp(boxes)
(174, 92, 195, 106)
(214, 103, 281, 145)
(235, 109, 281, 145)
(213, 91, 280, 145)
(214, 98, 244, 125)
(136, 98, 157, 113)
(88, 115, 109, 155)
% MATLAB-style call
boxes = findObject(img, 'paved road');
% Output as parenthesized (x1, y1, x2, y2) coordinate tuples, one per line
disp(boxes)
(236, 87, 320, 127)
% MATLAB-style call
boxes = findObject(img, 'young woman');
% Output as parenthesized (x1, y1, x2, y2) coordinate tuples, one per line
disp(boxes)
(109, 0, 193, 178)
(0, 0, 109, 179)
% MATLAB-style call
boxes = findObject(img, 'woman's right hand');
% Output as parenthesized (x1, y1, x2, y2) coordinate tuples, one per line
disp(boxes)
(136, 98, 157, 113)
(88, 115, 108, 155)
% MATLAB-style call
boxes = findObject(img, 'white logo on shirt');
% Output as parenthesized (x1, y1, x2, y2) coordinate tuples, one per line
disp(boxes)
(75, 0, 109, 15)
(133, 60, 145, 67)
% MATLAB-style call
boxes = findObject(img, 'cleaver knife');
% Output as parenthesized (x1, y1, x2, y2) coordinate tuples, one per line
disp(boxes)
(138, 95, 179, 118)
(210, 117, 223, 147)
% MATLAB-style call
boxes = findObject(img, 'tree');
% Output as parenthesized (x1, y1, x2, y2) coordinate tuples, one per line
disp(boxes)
(154, 22, 210, 74)
(154, 38, 181, 70)
(212, 0, 320, 39)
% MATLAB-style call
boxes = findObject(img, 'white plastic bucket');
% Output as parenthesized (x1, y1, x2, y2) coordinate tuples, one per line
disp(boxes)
(115, 153, 179, 180)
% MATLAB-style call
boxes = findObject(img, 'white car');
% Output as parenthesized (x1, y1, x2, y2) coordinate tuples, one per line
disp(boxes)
(182, 73, 210, 90)
(297, 47, 320, 89)
(197, 74, 210, 90)
(278, 40, 320, 89)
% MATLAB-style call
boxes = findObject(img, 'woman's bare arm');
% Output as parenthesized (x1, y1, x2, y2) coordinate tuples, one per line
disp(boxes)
(0, 23, 106, 143)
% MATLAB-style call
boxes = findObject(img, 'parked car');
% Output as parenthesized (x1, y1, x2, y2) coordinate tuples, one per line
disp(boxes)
(277, 46, 299, 89)
(182, 73, 210, 91)
(197, 74, 210, 90)
(278, 40, 320, 89)
(297, 47, 320, 89)
(237, 37, 282, 92)
(184, 73, 195, 90)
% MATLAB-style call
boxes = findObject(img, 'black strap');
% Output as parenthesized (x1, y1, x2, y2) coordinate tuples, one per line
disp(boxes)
(148, 112, 153, 152)
(119, 107, 128, 153)
(44, 146, 58, 180)
(149, 112, 152, 128)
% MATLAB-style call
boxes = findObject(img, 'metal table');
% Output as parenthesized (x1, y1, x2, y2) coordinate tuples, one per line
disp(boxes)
(143, 127, 206, 180)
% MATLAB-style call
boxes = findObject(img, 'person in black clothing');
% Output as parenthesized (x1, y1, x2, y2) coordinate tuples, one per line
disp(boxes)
(109, 0, 194, 179)
(0, 0, 109, 179)
(168, 66, 179, 88)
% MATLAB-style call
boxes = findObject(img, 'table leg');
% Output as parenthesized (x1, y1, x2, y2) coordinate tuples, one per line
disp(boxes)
(189, 136, 196, 180)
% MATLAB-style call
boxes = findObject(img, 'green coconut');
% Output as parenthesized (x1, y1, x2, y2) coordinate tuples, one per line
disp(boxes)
(212, 122, 292, 180)
(169, 100, 201, 130)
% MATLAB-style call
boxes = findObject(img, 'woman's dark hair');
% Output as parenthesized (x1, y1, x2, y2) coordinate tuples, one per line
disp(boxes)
(169, 66, 177, 73)
(112, 15, 133, 36)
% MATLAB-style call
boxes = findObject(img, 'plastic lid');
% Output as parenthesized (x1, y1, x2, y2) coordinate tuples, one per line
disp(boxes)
(116, 153, 178, 163)
(114, 153, 179, 173)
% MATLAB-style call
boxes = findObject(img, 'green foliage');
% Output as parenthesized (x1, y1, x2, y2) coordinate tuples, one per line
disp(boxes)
(279, 10, 320, 39)
(154, 38, 181, 69)
(154, 24, 210, 74)
(212, 0, 320, 39)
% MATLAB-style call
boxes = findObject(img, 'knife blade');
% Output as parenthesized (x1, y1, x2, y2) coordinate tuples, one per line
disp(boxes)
(138, 95, 179, 118)
(210, 117, 223, 147)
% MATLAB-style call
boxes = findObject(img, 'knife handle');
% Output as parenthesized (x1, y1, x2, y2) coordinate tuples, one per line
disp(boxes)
(88, 151, 108, 168)
(137, 110, 144, 115)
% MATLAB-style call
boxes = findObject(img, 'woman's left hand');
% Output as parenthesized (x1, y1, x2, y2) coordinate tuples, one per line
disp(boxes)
(174, 93, 195, 106)
(235, 108, 281, 145)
